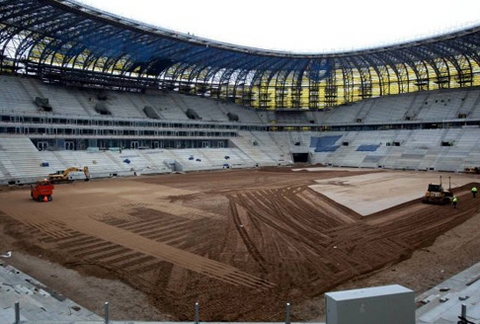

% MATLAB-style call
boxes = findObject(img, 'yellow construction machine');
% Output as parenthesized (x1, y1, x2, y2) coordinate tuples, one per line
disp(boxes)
(47, 166, 90, 184)
(422, 175, 453, 205)
(464, 166, 480, 174)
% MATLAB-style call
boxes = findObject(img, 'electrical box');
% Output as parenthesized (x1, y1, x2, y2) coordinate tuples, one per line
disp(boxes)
(325, 284, 415, 324)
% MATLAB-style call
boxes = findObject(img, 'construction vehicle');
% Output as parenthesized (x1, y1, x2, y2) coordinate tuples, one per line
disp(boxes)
(47, 166, 90, 184)
(30, 179, 54, 202)
(464, 166, 480, 174)
(422, 175, 453, 205)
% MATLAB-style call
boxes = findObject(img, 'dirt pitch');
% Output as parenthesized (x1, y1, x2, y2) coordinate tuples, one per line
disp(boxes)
(1, 167, 480, 322)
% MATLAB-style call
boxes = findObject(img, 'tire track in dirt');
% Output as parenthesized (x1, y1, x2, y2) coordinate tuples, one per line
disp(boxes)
(2, 172, 480, 322)
(0, 192, 275, 290)
(0, 202, 74, 239)
(232, 188, 333, 253)
(228, 198, 269, 273)
(224, 184, 367, 288)
(222, 181, 480, 300)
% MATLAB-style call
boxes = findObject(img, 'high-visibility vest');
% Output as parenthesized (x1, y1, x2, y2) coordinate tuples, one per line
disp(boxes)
(452, 197, 458, 202)
(472, 187, 478, 192)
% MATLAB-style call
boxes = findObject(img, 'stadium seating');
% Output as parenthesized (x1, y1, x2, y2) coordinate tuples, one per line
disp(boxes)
(0, 76, 39, 114)
(1, 74, 480, 183)
(0, 137, 51, 183)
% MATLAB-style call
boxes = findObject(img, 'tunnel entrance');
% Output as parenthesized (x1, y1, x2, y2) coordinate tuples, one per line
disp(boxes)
(292, 152, 309, 163)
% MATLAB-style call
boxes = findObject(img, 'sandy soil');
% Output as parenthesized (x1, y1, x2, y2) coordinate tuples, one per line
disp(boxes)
(0, 167, 479, 322)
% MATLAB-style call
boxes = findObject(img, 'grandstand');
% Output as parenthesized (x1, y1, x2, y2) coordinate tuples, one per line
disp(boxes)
(2, 0, 480, 323)
(0, 0, 479, 185)
(1, 75, 480, 184)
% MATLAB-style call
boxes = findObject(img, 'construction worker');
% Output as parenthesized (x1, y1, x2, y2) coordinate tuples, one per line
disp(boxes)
(472, 186, 478, 198)
(452, 196, 458, 209)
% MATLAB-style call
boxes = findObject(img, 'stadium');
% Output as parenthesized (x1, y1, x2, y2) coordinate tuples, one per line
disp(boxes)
(1, 0, 480, 323)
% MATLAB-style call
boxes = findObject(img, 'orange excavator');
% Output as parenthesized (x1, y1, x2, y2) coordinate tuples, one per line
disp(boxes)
(30, 179, 54, 202)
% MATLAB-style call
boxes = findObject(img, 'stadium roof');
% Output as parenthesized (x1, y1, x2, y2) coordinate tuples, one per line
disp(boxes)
(2, 0, 480, 109)
(75, 0, 480, 54)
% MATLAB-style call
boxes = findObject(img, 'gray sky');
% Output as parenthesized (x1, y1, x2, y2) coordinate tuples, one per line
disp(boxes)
(77, 0, 480, 53)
